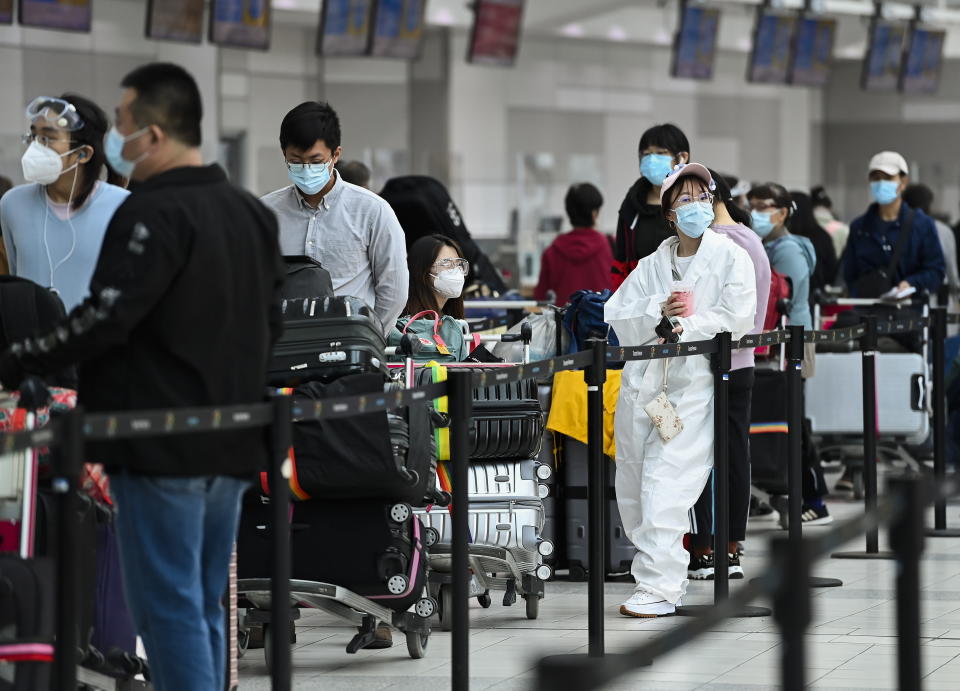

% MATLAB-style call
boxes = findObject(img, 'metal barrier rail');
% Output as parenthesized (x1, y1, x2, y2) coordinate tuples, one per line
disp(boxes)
(0, 309, 950, 691)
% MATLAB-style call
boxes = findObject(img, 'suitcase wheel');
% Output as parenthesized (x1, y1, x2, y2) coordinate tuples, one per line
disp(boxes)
(387, 574, 409, 595)
(477, 591, 492, 608)
(406, 630, 429, 659)
(424, 526, 441, 548)
(414, 597, 437, 618)
(389, 503, 412, 524)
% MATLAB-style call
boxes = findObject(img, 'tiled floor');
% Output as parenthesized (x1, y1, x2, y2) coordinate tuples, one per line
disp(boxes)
(238, 468, 960, 690)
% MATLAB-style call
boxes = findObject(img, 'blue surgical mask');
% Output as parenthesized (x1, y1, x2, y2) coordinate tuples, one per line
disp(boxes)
(870, 180, 900, 206)
(104, 126, 149, 179)
(750, 210, 775, 238)
(674, 201, 714, 239)
(287, 160, 332, 195)
(640, 153, 674, 187)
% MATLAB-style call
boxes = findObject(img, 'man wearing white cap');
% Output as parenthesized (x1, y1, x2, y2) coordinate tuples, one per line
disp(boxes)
(843, 151, 945, 312)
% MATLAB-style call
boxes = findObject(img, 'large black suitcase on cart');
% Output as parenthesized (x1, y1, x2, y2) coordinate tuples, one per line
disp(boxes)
(285, 374, 440, 506)
(415, 366, 545, 460)
(269, 296, 386, 386)
(237, 495, 428, 613)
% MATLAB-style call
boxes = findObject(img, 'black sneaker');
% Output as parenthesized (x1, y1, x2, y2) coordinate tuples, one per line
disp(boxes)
(728, 552, 744, 580)
(688, 552, 715, 580)
(801, 504, 833, 526)
(749, 494, 780, 522)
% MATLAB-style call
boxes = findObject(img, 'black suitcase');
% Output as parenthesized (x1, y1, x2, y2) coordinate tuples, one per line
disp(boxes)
(237, 496, 428, 613)
(269, 296, 386, 386)
(750, 369, 789, 495)
(415, 367, 544, 460)
(0, 556, 55, 689)
(287, 374, 439, 506)
(379, 176, 507, 295)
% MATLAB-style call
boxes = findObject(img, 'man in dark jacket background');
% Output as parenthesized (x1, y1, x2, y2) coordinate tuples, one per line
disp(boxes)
(0, 63, 285, 691)
(534, 182, 612, 303)
(611, 124, 690, 289)
(844, 150, 945, 298)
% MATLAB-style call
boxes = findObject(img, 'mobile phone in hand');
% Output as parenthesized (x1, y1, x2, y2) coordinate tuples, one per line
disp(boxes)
(656, 316, 681, 344)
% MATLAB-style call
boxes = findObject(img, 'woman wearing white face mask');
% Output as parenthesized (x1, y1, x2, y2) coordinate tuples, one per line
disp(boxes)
(605, 163, 756, 618)
(402, 234, 468, 320)
(0, 94, 129, 311)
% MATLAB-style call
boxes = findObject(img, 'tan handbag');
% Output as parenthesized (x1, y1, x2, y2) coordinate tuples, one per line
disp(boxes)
(643, 359, 684, 442)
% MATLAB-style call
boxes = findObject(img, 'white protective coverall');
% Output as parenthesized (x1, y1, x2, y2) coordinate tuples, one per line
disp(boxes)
(604, 228, 756, 603)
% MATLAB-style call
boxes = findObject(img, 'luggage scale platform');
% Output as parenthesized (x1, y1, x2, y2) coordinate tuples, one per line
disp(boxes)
(236, 578, 434, 664)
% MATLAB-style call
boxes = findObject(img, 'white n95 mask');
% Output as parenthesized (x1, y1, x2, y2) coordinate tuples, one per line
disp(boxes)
(21, 141, 78, 185)
(432, 269, 465, 298)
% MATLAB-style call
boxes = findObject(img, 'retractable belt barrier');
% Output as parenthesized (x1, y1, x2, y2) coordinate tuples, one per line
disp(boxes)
(0, 311, 950, 691)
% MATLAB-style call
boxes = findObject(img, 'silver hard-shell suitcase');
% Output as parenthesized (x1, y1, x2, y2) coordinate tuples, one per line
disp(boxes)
(465, 459, 552, 503)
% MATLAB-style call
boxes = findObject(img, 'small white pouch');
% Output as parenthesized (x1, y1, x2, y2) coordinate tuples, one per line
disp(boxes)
(643, 359, 683, 442)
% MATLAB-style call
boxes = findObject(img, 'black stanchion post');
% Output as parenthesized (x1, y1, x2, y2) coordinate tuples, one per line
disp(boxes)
(53, 407, 83, 691)
(585, 337, 607, 657)
(786, 326, 842, 588)
(772, 535, 811, 691)
(680, 333, 768, 618)
(889, 475, 925, 690)
(269, 394, 293, 691)
(448, 370, 473, 689)
(927, 307, 959, 537)
(834, 316, 894, 560)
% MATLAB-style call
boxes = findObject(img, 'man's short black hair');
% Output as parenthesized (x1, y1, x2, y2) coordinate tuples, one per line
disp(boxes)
(121, 62, 202, 147)
(902, 184, 934, 215)
(336, 160, 370, 187)
(280, 102, 341, 152)
(564, 182, 604, 228)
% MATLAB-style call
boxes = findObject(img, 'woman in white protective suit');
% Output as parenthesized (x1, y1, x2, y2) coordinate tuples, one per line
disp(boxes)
(604, 163, 757, 618)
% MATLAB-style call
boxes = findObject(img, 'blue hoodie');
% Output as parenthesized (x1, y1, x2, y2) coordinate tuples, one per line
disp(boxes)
(765, 232, 816, 329)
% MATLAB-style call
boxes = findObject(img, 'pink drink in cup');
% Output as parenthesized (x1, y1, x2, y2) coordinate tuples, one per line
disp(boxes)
(670, 281, 695, 317)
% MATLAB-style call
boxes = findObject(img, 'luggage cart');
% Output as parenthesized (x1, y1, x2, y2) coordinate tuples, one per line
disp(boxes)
(236, 575, 437, 667)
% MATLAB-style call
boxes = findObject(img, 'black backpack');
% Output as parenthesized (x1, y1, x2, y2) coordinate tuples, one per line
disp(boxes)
(0, 275, 76, 388)
(281, 255, 335, 301)
(379, 176, 507, 295)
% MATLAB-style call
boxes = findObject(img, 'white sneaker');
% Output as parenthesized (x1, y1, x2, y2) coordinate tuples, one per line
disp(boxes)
(619, 588, 676, 618)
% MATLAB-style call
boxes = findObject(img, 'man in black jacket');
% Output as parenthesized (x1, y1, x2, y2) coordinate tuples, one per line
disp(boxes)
(0, 63, 284, 691)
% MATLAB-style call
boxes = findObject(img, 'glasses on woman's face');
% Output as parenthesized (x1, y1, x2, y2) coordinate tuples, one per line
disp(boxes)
(433, 257, 470, 275)
(22, 132, 72, 148)
(673, 192, 714, 209)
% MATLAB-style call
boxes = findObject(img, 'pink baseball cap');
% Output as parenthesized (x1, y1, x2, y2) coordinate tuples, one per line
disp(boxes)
(659, 162, 716, 205)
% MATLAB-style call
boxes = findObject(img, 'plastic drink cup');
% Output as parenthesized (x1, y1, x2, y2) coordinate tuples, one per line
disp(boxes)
(670, 281, 695, 317)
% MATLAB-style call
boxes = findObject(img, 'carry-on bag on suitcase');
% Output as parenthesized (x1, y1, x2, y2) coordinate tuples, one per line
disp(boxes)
(263, 374, 439, 505)
(237, 494, 429, 613)
(269, 296, 386, 386)
(280, 255, 334, 302)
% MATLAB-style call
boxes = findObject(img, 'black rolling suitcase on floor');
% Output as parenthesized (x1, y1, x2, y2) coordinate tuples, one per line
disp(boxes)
(415, 365, 545, 460)
(278, 374, 441, 506)
(269, 296, 386, 386)
(237, 495, 428, 613)
(750, 369, 789, 495)
(379, 176, 507, 295)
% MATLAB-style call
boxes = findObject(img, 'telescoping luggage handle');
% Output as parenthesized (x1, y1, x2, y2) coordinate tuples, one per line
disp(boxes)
(402, 311, 451, 356)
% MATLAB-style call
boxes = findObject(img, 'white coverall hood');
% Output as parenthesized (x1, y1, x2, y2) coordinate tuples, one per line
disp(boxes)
(604, 229, 757, 603)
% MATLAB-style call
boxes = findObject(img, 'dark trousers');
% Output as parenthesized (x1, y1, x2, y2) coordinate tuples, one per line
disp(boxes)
(691, 367, 753, 548)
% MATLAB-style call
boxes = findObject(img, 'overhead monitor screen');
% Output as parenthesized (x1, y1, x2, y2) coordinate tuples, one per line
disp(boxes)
(900, 26, 946, 94)
(209, 0, 271, 49)
(369, 0, 427, 58)
(18, 0, 91, 31)
(861, 19, 907, 91)
(748, 11, 797, 83)
(0, 0, 13, 24)
(318, 0, 374, 56)
(788, 16, 836, 86)
(671, 1, 721, 80)
(146, 0, 205, 43)
(467, 0, 525, 67)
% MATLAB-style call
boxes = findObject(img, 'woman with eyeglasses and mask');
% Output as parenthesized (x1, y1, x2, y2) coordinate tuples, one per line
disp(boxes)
(0, 95, 128, 311)
(605, 163, 756, 618)
(402, 234, 468, 319)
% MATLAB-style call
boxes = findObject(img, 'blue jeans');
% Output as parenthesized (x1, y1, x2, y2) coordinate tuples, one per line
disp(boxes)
(110, 472, 249, 691)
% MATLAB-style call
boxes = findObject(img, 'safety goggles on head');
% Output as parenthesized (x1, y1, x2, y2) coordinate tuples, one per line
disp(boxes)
(25, 96, 85, 132)
(673, 192, 714, 208)
(432, 258, 470, 275)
